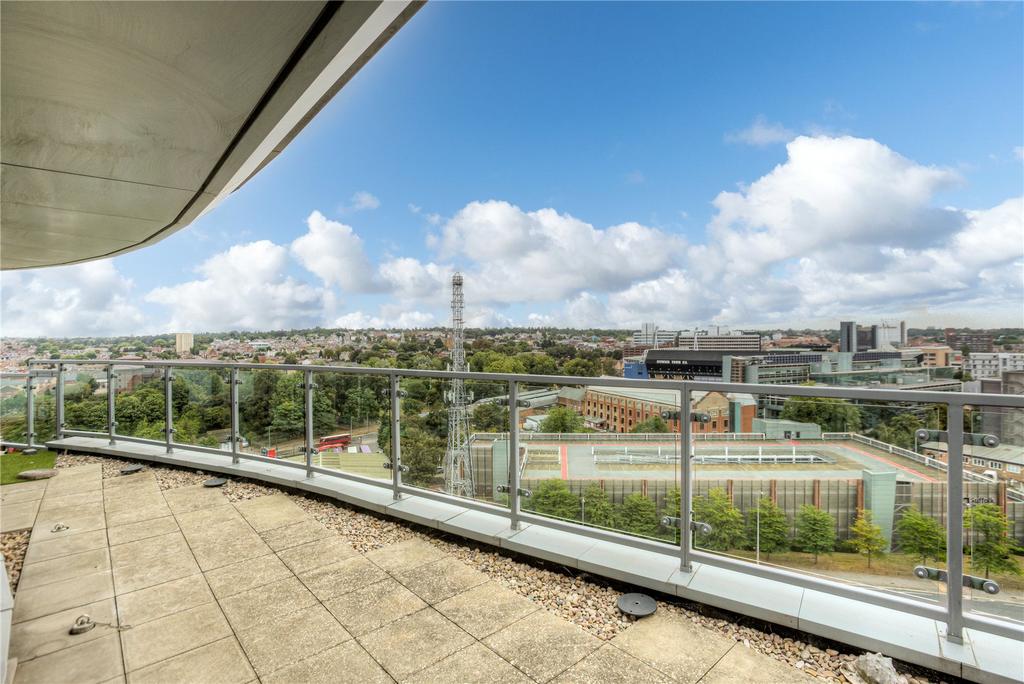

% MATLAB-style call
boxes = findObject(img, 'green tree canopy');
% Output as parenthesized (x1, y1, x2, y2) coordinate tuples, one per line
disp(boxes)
(528, 479, 580, 520)
(580, 483, 616, 529)
(965, 503, 1023, 578)
(780, 397, 861, 433)
(693, 488, 745, 551)
(850, 509, 887, 568)
(471, 402, 509, 432)
(745, 496, 790, 559)
(895, 507, 946, 564)
(794, 504, 836, 563)
(631, 415, 670, 433)
(873, 413, 924, 450)
(538, 406, 585, 433)
(617, 493, 660, 538)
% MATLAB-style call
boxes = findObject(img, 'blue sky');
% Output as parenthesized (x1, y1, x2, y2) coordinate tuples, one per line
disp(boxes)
(4, 1, 1023, 336)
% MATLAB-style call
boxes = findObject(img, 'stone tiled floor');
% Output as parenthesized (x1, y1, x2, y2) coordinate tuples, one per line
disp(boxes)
(2, 465, 814, 683)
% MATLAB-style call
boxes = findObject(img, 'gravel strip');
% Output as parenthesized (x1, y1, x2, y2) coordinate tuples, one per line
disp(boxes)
(49, 452, 951, 683)
(1, 530, 30, 595)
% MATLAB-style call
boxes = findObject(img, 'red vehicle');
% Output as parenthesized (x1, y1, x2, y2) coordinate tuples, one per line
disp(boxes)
(317, 433, 352, 451)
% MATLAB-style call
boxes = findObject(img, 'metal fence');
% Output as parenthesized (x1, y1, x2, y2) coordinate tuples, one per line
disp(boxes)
(4, 358, 1023, 644)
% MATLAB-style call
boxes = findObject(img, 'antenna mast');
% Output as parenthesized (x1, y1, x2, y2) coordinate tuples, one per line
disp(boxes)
(444, 272, 474, 497)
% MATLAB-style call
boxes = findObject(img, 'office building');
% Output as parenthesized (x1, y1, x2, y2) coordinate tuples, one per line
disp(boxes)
(966, 352, 1024, 379)
(945, 328, 994, 353)
(839, 321, 857, 353)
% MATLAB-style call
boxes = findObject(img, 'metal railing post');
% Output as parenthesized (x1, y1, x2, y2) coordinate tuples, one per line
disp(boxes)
(106, 365, 116, 445)
(24, 375, 35, 449)
(55, 363, 65, 440)
(304, 369, 315, 478)
(164, 368, 174, 453)
(680, 383, 693, 572)
(390, 374, 402, 500)
(945, 401, 965, 643)
(230, 367, 240, 464)
(508, 380, 521, 530)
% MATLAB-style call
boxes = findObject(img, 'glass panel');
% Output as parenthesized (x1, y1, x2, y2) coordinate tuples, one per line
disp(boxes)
(690, 391, 950, 606)
(517, 380, 680, 542)
(0, 376, 28, 443)
(170, 368, 231, 449)
(112, 365, 165, 440)
(62, 365, 110, 433)
(236, 368, 304, 460)
(310, 371, 390, 481)
(397, 375, 511, 507)
(32, 374, 57, 443)
(962, 402, 1023, 625)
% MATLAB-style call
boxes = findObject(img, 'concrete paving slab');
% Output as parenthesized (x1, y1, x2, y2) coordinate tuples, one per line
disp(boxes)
(298, 555, 388, 602)
(434, 581, 539, 639)
(9, 598, 118, 662)
(19, 547, 110, 590)
(405, 641, 532, 684)
(236, 604, 351, 678)
(577, 541, 679, 595)
(12, 631, 122, 684)
(483, 610, 602, 683)
(261, 640, 392, 684)
(29, 511, 105, 542)
(174, 504, 246, 532)
(609, 612, 734, 684)
(395, 556, 490, 605)
(1, 481, 48, 504)
(107, 516, 179, 546)
(323, 577, 426, 636)
(11, 571, 114, 624)
(125, 636, 255, 684)
(37, 490, 103, 511)
(121, 602, 232, 673)
(116, 574, 214, 627)
(219, 575, 317, 632)
(203, 553, 292, 599)
(552, 643, 673, 684)
(1, 500, 39, 532)
(233, 494, 307, 531)
(277, 535, 358, 574)
(161, 485, 230, 515)
(105, 503, 172, 528)
(358, 608, 473, 680)
(364, 538, 446, 574)
(23, 528, 106, 564)
(258, 519, 333, 552)
(186, 527, 271, 571)
(109, 533, 200, 594)
(35, 501, 105, 525)
(699, 643, 816, 683)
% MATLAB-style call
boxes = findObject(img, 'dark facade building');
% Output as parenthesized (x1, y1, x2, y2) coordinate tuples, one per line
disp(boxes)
(945, 328, 995, 353)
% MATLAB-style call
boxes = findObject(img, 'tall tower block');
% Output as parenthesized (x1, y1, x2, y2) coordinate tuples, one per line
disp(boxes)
(444, 273, 474, 497)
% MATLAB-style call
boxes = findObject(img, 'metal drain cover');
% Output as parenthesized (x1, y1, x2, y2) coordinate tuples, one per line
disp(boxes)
(120, 464, 144, 475)
(617, 593, 657, 617)
(203, 477, 227, 488)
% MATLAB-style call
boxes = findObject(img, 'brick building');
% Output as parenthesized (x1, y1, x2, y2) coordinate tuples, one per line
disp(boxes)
(580, 386, 756, 434)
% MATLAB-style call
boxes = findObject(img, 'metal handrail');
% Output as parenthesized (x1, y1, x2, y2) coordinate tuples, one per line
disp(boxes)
(10, 357, 1024, 644)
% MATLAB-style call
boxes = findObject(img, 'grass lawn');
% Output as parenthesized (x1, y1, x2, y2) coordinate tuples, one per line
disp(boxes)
(0, 450, 57, 485)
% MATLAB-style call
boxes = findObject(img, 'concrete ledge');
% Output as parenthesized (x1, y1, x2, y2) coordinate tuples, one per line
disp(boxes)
(44, 437, 1023, 684)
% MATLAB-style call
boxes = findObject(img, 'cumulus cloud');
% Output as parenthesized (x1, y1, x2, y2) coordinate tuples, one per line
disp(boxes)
(725, 115, 795, 146)
(146, 241, 325, 331)
(437, 201, 684, 303)
(333, 309, 435, 329)
(1, 260, 146, 337)
(290, 211, 377, 291)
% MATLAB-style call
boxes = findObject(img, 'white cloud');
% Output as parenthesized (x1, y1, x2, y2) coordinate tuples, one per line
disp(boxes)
(348, 191, 380, 211)
(436, 201, 684, 303)
(1, 260, 146, 337)
(333, 309, 435, 329)
(725, 115, 795, 146)
(146, 241, 325, 331)
(290, 211, 377, 291)
(1015, 146, 1024, 161)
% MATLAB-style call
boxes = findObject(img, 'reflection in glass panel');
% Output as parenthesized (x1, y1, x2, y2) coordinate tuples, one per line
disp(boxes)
(236, 368, 305, 459)
(112, 365, 165, 440)
(170, 368, 231, 448)
(310, 371, 390, 481)
(62, 365, 110, 433)
(0, 378, 28, 443)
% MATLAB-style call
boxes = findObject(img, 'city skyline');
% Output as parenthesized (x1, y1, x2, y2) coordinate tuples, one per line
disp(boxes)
(2, 2, 1022, 337)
